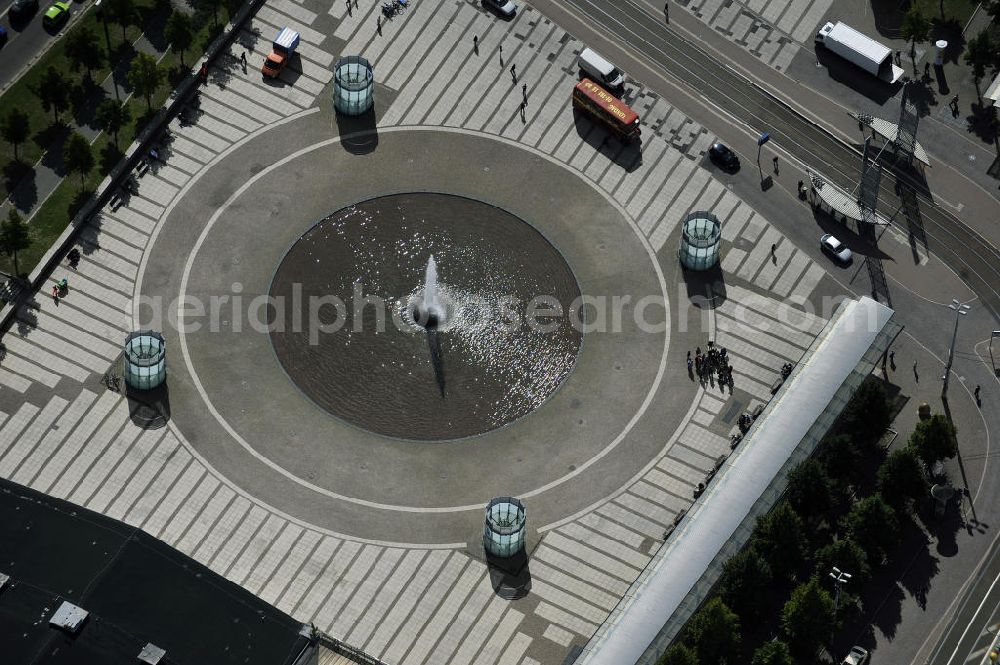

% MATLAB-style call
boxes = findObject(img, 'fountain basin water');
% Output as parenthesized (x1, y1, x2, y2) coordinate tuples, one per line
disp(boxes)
(268, 193, 583, 441)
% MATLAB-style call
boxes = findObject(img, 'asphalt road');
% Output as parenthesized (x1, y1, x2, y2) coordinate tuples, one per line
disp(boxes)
(547, 0, 1000, 321)
(0, 0, 70, 90)
(928, 531, 1000, 665)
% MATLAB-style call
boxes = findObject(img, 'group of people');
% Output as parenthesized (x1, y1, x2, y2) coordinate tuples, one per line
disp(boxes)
(687, 342, 734, 390)
(50, 277, 69, 302)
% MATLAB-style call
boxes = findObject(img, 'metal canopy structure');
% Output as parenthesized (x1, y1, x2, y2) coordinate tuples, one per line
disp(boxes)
(576, 297, 899, 665)
(851, 111, 930, 166)
(806, 169, 891, 225)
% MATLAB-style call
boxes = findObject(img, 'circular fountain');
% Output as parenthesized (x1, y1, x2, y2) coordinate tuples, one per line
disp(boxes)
(268, 193, 583, 441)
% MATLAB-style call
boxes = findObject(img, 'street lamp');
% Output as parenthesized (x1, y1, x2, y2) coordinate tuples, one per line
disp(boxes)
(829, 566, 851, 613)
(94, 0, 120, 102)
(942, 299, 971, 397)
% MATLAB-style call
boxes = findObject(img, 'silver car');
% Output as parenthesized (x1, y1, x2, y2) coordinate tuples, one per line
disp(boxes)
(821, 233, 853, 264)
(483, 0, 516, 18)
(841, 646, 869, 665)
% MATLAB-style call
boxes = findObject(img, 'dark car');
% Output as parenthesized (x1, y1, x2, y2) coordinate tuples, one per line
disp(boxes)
(10, 0, 39, 19)
(709, 142, 739, 171)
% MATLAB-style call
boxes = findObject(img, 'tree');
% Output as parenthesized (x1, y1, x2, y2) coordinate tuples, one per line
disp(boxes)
(127, 52, 164, 111)
(193, 0, 223, 28)
(751, 640, 793, 665)
(781, 578, 836, 657)
(0, 108, 31, 161)
(164, 11, 194, 67)
(0, 209, 32, 276)
(34, 66, 70, 124)
(814, 538, 871, 587)
(819, 433, 864, 485)
(842, 494, 900, 567)
(63, 132, 94, 190)
(909, 414, 958, 469)
(94, 99, 131, 148)
(685, 598, 741, 665)
(840, 380, 891, 449)
(720, 547, 773, 616)
(103, 0, 133, 43)
(965, 31, 994, 91)
(785, 458, 834, 518)
(901, 5, 932, 71)
(752, 501, 807, 580)
(63, 27, 104, 80)
(878, 446, 930, 509)
(659, 643, 699, 665)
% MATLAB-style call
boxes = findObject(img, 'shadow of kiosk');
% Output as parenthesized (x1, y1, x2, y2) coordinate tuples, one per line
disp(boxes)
(117, 330, 170, 429)
(483, 497, 532, 600)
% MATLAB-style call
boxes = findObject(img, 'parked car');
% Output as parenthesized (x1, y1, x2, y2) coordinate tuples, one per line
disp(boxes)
(841, 646, 869, 665)
(708, 142, 739, 171)
(821, 233, 853, 264)
(483, 0, 516, 18)
(42, 1, 70, 28)
(10, 0, 39, 19)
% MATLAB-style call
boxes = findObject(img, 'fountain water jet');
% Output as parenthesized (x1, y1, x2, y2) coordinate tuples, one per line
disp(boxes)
(415, 254, 446, 328)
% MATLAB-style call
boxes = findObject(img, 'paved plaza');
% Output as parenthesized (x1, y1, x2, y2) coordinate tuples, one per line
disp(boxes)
(676, 0, 834, 73)
(0, 1, 844, 664)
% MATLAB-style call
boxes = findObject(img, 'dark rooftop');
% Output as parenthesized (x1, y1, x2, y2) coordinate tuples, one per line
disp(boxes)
(0, 478, 311, 665)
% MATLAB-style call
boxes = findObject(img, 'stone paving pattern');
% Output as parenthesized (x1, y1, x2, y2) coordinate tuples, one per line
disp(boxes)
(676, 0, 834, 72)
(0, 1, 836, 663)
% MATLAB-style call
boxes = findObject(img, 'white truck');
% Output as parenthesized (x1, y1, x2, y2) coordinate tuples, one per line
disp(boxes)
(815, 21, 904, 84)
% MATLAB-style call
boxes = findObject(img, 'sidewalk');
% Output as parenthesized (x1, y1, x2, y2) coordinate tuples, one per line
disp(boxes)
(664, 2, 1000, 246)
(0, 35, 168, 227)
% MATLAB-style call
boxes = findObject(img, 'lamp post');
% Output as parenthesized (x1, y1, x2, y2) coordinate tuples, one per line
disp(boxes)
(94, 0, 120, 102)
(942, 299, 971, 397)
(829, 567, 852, 614)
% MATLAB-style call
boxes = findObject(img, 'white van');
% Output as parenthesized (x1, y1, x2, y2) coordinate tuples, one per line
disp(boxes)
(578, 48, 625, 92)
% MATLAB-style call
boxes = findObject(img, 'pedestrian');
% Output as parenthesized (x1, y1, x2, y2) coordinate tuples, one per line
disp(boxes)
(923, 62, 930, 78)
(473, 35, 478, 55)
(519, 101, 525, 123)
(770, 243, 776, 257)
(889, 350, 895, 364)
(499, 43, 503, 67)
(664, 1, 669, 22)
(510, 62, 517, 83)
(346, 0, 351, 15)
(199, 63, 208, 83)
(377, 14, 382, 35)
(240, 51, 247, 66)
(895, 50, 901, 65)
(772, 155, 779, 173)
(51, 285, 59, 303)
(975, 384, 981, 400)
(687, 356, 693, 373)
(522, 82, 527, 105)
(913, 360, 918, 382)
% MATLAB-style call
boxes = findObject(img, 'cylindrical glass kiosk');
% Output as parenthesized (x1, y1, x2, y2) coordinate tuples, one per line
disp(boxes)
(483, 497, 526, 558)
(678, 211, 722, 271)
(333, 56, 374, 116)
(123, 331, 166, 390)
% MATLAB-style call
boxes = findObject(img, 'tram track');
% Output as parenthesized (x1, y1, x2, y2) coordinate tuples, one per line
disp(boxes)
(553, 0, 1000, 319)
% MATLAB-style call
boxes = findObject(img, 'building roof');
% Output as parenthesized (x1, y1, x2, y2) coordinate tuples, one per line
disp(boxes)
(0, 479, 310, 665)
(576, 297, 895, 665)
(985, 71, 1000, 106)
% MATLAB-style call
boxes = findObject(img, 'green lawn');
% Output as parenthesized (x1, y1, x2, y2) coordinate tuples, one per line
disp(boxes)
(0, 1, 232, 278)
